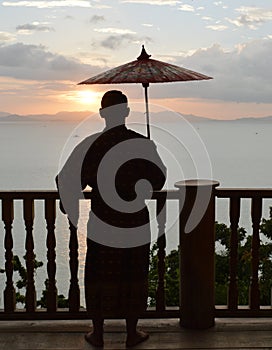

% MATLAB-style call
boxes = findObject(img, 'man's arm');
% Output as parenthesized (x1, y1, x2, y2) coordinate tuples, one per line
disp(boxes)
(148, 141, 167, 191)
(55, 136, 95, 217)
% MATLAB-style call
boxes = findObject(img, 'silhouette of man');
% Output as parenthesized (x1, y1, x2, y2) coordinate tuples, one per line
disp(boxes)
(56, 90, 166, 347)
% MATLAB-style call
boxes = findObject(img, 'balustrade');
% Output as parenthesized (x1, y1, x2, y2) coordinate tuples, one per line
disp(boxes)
(216, 188, 272, 317)
(1, 186, 272, 326)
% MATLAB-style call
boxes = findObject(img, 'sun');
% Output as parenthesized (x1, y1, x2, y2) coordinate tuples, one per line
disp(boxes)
(60, 89, 101, 111)
(76, 90, 100, 105)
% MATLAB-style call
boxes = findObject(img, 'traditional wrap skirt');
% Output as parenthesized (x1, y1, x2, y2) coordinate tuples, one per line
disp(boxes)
(84, 238, 150, 318)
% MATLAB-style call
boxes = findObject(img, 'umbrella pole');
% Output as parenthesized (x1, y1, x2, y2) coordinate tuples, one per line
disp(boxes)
(143, 83, 150, 139)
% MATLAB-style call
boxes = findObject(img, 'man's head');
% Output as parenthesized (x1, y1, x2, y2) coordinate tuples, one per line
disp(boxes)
(99, 90, 130, 126)
(101, 90, 127, 108)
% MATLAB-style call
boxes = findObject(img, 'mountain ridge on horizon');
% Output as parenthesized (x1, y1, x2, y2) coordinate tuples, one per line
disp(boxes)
(0, 110, 272, 123)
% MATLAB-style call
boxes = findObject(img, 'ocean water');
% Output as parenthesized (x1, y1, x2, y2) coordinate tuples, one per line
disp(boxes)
(1, 117, 272, 307)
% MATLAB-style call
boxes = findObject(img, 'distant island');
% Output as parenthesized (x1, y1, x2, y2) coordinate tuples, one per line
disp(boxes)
(0, 111, 272, 123)
(0, 111, 93, 122)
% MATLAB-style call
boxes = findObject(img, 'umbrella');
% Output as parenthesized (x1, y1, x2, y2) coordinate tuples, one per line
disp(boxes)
(78, 46, 212, 139)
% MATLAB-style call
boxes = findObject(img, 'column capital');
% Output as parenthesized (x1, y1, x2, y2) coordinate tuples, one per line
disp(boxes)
(175, 179, 220, 189)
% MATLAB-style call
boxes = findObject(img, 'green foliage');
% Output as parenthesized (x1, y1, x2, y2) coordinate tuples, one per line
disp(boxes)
(214, 218, 272, 305)
(37, 279, 69, 309)
(149, 244, 179, 306)
(214, 222, 251, 305)
(12, 255, 43, 291)
(165, 249, 179, 306)
(148, 243, 158, 306)
(12, 254, 43, 305)
(149, 208, 272, 306)
(260, 207, 272, 240)
(0, 254, 69, 308)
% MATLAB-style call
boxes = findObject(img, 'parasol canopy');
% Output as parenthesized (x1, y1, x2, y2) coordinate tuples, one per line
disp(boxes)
(79, 46, 212, 138)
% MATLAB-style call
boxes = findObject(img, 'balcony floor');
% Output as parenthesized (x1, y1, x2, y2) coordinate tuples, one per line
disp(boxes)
(1, 318, 272, 350)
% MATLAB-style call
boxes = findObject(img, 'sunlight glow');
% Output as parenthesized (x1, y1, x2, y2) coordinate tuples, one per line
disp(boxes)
(76, 90, 100, 105)
(64, 90, 101, 107)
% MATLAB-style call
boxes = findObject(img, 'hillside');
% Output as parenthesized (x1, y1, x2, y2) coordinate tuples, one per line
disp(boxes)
(0, 111, 271, 123)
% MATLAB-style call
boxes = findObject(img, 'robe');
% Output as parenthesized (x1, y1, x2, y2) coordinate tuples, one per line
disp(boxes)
(57, 125, 166, 317)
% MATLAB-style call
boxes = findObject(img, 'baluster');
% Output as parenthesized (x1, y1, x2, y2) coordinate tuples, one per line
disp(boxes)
(23, 198, 36, 312)
(155, 193, 167, 312)
(250, 197, 262, 310)
(228, 197, 240, 310)
(45, 199, 57, 313)
(2, 198, 16, 312)
(68, 219, 80, 313)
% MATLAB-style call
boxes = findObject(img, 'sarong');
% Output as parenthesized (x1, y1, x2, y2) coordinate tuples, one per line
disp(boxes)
(84, 238, 150, 318)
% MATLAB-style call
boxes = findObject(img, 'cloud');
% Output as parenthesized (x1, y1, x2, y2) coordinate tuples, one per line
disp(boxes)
(98, 34, 152, 50)
(213, 1, 227, 9)
(227, 7, 272, 30)
(206, 24, 228, 31)
(2, 0, 93, 8)
(202, 16, 213, 21)
(178, 4, 194, 12)
(147, 38, 272, 104)
(0, 42, 102, 81)
(94, 27, 136, 35)
(100, 34, 133, 50)
(120, 0, 180, 6)
(0, 80, 76, 95)
(89, 15, 105, 24)
(0, 31, 16, 42)
(92, 27, 152, 50)
(64, 15, 75, 20)
(16, 22, 55, 34)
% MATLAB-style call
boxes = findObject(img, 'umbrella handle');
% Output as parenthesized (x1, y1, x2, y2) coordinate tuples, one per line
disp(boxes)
(143, 83, 150, 139)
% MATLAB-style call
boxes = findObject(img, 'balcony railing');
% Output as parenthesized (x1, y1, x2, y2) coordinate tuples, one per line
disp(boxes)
(215, 187, 272, 318)
(1, 182, 272, 328)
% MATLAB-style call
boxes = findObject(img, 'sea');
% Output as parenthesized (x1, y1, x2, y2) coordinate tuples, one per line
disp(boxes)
(1, 112, 272, 308)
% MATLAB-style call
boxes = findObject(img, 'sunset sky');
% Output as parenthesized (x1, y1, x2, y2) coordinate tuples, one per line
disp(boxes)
(0, 0, 272, 119)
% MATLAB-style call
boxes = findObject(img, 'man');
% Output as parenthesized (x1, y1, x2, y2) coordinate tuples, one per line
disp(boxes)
(56, 90, 166, 347)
